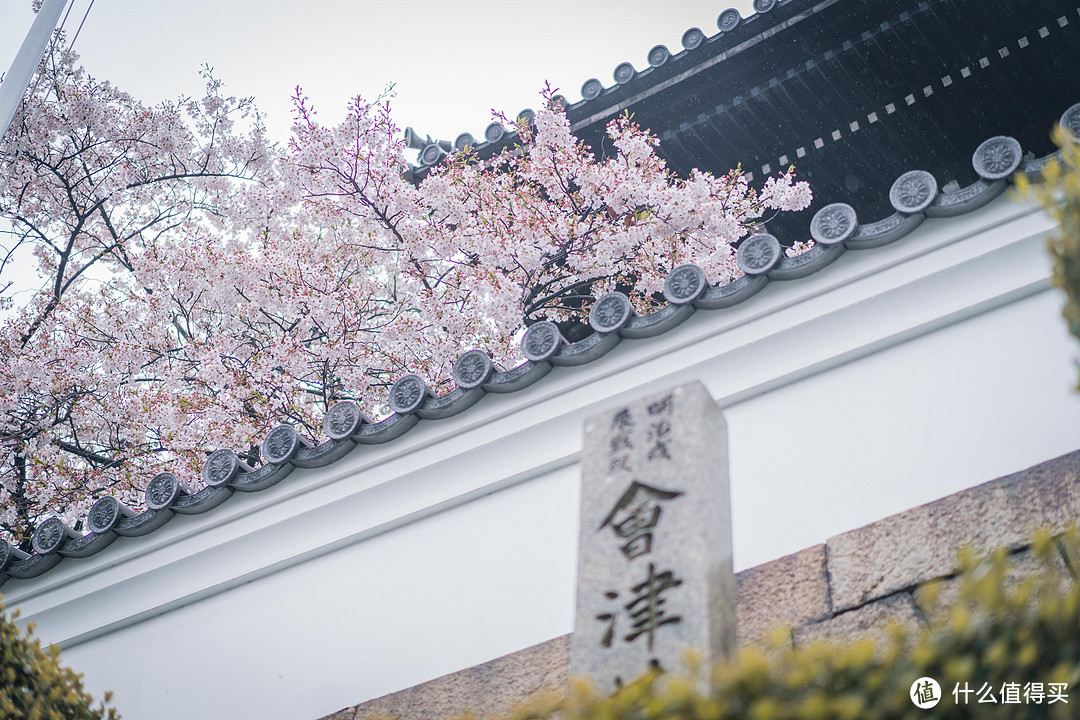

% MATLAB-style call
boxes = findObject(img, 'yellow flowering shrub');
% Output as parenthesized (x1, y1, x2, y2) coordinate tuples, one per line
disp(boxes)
(1017, 127, 1080, 389)
(500, 528, 1080, 720)
(0, 599, 119, 719)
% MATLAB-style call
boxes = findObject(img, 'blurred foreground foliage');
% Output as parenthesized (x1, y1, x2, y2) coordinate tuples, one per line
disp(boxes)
(496, 528, 1080, 720)
(1017, 126, 1080, 389)
(0, 598, 118, 719)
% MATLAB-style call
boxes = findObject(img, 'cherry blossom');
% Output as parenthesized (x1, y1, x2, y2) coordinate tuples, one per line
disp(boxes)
(0, 47, 811, 550)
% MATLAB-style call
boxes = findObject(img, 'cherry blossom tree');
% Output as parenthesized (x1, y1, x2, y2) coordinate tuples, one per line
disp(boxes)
(0, 45, 811, 551)
(0, 42, 276, 546)
(292, 84, 811, 346)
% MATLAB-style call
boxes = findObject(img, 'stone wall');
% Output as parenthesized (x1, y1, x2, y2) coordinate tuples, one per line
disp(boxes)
(320, 448, 1080, 720)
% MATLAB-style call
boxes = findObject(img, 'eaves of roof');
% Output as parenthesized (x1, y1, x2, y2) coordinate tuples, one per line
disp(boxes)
(409, 0, 826, 168)
(410, 0, 1080, 239)
(2, 98, 1077, 588)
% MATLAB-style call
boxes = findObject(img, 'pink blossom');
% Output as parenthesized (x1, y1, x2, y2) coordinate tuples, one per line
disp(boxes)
(0, 51, 812, 549)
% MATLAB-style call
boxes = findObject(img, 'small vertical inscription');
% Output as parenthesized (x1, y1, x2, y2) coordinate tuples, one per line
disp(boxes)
(571, 382, 735, 693)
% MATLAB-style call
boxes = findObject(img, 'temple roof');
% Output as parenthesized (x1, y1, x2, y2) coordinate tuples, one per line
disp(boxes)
(411, 0, 1080, 237)
(3, 0, 1080, 585)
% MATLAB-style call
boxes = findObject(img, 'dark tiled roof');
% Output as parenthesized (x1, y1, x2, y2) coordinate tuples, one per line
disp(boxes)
(409, 0, 1080, 238)
(406, 0, 805, 171)
(2, 100, 1077, 587)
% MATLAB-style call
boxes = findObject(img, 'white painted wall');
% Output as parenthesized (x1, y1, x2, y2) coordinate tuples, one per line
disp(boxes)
(59, 464, 581, 719)
(5, 196, 1080, 720)
(727, 288, 1080, 566)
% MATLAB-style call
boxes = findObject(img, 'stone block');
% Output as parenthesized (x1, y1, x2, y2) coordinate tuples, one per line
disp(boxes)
(914, 548, 1074, 627)
(571, 382, 734, 692)
(735, 544, 830, 647)
(793, 593, 922, 650)
(353, 636, 568, 720)
(1012, 449, 1080, 532)
(825, 454, 1074, 612)
(1054, 532, 1080, 576)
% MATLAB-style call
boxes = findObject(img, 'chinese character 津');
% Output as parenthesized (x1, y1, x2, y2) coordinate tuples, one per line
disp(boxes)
(625, 563, 683, 650)
(597, 563, 683, 651)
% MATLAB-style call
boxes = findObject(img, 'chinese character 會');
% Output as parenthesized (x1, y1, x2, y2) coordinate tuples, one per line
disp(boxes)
(599, 480, 683, 559)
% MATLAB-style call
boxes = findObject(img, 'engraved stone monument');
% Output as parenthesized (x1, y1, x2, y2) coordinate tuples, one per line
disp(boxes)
(570, 381, 735, 693)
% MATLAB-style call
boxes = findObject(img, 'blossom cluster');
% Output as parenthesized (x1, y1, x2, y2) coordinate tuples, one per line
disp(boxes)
(0, 49, 810, 548)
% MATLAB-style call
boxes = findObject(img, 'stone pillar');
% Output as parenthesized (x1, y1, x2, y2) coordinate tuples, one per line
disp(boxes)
(570, 382, 734, 693)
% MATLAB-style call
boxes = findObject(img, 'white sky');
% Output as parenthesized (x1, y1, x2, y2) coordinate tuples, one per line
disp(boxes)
(1, 0, 758, 145)
(0, 0, 757, 305)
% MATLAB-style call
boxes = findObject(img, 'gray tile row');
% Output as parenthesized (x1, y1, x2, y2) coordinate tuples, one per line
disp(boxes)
(407, 0, 790, 169)
(1, 106, 1077, 588)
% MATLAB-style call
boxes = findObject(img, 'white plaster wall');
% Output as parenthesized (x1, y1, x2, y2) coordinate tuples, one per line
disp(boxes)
(5, 197, 1080, 720)
(59, 464, 581, 720)
(725, 287, 1080, 568)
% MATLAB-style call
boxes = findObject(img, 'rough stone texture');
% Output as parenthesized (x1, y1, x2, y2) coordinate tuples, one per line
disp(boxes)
(1054, 534, 1080, 577)
(792, 593, 923, 650)
(735, 544, 830, 647)
(826, 450, 1080, 612)
(1015, 450, 1080, 532)
(336, 636, 568, 720)
(913, 549, 1074, 627)
(571, 382, 734, 692)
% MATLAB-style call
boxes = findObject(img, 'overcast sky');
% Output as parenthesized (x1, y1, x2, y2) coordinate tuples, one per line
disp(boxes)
(2, 0, 758, 146)
(0, 0, 758, 305)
